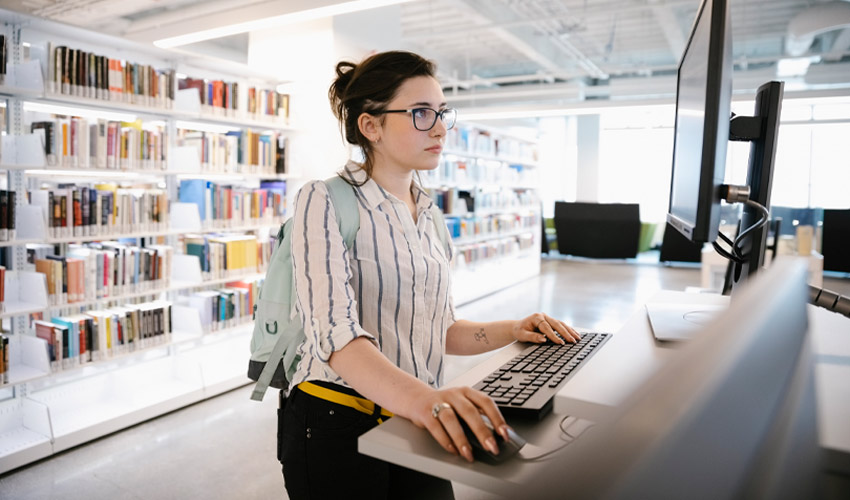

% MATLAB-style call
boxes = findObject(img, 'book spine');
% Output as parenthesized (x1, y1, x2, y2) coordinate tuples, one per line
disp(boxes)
(8, 190, 14, 241)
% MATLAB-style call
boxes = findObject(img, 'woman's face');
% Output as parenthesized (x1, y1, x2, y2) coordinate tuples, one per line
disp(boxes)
(373, 75, 448, 173)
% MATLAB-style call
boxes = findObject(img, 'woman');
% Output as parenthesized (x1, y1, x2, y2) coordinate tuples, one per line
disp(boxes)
(280, 50, 580, 499)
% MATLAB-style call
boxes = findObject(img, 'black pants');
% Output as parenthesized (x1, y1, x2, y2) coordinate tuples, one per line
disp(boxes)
(279, 383, 454, 500)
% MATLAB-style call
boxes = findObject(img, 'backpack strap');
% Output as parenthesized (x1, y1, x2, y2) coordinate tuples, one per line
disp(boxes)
(429, 204, 452, 258)
(324, 175, 360, 248)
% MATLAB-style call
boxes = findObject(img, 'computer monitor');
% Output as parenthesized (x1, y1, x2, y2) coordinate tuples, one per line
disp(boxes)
(520, 258, 821, 499)
(666, 0, 732, 244)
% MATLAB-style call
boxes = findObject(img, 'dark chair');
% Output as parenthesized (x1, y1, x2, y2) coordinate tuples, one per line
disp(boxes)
(553, 201, 641, 259)
(822, 209, 850, 273)
(658, 222, 703, 263)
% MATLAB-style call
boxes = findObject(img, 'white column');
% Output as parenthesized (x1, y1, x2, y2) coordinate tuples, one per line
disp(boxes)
(538, 116, 577, 218)
(575, 114, 601, 202)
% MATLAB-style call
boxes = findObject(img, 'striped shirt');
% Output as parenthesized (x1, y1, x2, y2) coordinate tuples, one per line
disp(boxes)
(289, 161, 457, 389)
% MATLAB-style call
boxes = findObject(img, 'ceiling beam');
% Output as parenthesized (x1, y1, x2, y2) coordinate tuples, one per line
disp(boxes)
(649, 2, 686, 60)
(453, 0, 607, 80)
(450, 0, 572, 78)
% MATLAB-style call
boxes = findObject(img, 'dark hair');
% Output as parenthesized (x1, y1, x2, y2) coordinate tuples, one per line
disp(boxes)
(328, 50, 437, 178)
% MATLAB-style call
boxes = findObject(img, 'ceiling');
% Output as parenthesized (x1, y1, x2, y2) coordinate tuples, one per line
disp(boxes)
(3, 0, 850, 111)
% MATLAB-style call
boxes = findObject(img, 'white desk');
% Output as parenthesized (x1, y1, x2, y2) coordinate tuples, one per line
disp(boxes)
(358, 291, 850, 495)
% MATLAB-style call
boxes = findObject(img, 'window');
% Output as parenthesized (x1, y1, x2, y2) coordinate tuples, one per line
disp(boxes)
(595, 99, 850, 223)
(599, 107, 674, 222)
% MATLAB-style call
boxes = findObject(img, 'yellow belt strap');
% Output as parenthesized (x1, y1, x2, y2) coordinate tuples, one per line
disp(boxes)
(299, 382, 393, 421)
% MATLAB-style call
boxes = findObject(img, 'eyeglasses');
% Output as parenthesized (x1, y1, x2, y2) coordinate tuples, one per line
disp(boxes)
(373, 107, 457, 131)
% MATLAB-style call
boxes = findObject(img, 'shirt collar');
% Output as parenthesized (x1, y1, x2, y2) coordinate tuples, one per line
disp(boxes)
(340, 161, 435, 214)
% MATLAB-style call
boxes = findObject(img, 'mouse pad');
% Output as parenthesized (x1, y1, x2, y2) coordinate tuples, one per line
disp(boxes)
(645, 302, 726, 342)
(512, 412, 596, 461)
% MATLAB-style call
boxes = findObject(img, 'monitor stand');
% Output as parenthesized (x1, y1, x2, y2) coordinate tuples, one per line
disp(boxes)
(723, 80, 784, 295)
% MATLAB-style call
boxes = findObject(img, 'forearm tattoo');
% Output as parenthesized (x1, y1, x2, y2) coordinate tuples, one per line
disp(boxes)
(473, 329, 489, 344)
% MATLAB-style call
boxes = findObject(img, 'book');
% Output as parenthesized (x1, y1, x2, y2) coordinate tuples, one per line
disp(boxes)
(31, 121, 57, 165)
(8, 189, 15, 242)
(0, 333, 8, 385)
(0, 190, 7, 241)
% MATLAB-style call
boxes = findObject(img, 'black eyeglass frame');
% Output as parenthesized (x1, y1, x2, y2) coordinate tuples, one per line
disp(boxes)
(372, 107, 457, 131)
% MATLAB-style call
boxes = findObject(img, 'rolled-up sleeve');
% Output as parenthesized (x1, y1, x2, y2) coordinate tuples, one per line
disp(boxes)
(291, 181, 376, 364)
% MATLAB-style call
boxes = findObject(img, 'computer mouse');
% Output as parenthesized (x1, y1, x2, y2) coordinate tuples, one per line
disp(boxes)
(459, 415, 527, 465)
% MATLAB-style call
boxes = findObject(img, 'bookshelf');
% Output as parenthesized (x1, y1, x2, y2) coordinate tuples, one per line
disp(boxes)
(0, 15, 292, 473)
(423, 124, 541, 305)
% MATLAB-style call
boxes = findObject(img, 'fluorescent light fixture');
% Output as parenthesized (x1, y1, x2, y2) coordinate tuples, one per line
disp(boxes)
(776, 56, 819, 77)
(23, 101, 137, 122)
(154, 0, 415, 48)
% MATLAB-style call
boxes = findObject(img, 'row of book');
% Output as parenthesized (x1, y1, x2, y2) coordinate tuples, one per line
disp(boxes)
(446, 127, 538, 163)
(29, 242, 173, 307)
(178, 179, 286, 229)
(28, 184, 169, 239)
(427, 187, 473, 216)
(246, 87, 290, 121)
(0, 190, 17, 242)
(176, 128, 287, 173)
(31, 117, 167, 170)
(45, 43, 176, 109)
(426, 157, 539, 187)
(454, 233, 536, 267)
(476, 189, 539, 213)
(177, 76, 289, 121)
(177, 279, 261, 333)
(444, 213, 539, 240)
(183, 233, 273, 280)
(0, 266, 5, 309)
(427, 187, 538, 217)
(34, 301, 173, 371)
(0, 333, 7, 385)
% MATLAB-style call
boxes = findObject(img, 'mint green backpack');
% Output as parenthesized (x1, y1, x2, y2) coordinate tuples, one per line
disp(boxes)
(248, 176, 450, 401)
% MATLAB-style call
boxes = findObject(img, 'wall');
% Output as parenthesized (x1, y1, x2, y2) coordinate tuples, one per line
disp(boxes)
(248, 19, 348, 183)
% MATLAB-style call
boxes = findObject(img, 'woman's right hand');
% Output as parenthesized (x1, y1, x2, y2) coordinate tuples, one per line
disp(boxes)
(405, 386, 511, 462)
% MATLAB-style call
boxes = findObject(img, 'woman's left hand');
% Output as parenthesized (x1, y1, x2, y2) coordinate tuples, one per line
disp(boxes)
(511, 313, 581, 345)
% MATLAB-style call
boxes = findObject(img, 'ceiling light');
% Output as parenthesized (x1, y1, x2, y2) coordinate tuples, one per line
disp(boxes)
(154, 0, 415, 48)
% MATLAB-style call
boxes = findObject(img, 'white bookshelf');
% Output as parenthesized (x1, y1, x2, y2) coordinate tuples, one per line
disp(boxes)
(0, 15, 289, 474)
(425, 123, 542, 305)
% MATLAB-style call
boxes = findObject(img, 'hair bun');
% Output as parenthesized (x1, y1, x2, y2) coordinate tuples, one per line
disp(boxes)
(336, 61, 356, 78)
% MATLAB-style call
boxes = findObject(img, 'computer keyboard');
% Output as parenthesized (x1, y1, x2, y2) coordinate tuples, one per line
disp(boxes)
(473, 332, 612, 420)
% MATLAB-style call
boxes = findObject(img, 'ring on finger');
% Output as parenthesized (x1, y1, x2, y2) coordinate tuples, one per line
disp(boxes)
(535, 319, 547, 329)
(432, 402, 452, 419)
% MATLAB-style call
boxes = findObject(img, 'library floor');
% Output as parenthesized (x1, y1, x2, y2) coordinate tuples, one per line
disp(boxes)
(2, 255, 849, 499)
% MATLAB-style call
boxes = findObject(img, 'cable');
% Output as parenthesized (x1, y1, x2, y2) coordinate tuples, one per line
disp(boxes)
(713, 236, 744, 263)
(732, 199, 770, 259)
